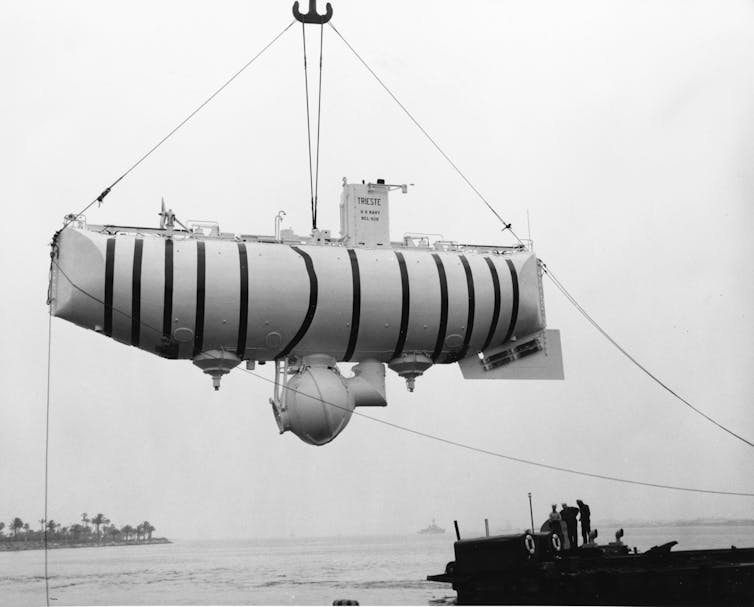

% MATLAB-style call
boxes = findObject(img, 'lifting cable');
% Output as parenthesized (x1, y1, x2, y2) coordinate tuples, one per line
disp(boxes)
(59, 19, 296, 234)
(300, 23, 326, 231)
(541, 264, 754, 449)
(328, 21, 523, 244)
(314, 24, 325, 230)
(301, 24, 315, 230)
(48, 263, 754, 498)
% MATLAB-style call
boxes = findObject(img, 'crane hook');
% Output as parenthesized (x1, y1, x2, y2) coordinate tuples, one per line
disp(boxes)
(292, 0, 333, 24)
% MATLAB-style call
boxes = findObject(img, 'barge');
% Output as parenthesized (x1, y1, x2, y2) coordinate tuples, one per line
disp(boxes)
(427, 530, 754, 605)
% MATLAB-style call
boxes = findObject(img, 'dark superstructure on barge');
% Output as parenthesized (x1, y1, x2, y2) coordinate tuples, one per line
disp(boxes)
(427, 529, 754, 605)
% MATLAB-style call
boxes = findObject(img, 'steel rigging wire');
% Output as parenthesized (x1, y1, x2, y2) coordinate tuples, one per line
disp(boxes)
(541, 263, 754, 449)
(44, 10, 754, 607)
(43, 21, 753, 605)
(47, 9, 750, 452)
(328, 21, 523, 245)
(49, 262, 754, 498)
(58, 18, 296, 234)
(300, 23, 327, 231)
(44, 5, 750, 514)
(314, 24, 325, 229)
(41, 11, 754, 601)
(325, 19, 754, 451)
(301, 24, 315, 229)
(44, 14, 752, 549)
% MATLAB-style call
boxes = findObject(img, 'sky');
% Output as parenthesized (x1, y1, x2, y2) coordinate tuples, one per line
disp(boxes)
(1, 0, 753, 542)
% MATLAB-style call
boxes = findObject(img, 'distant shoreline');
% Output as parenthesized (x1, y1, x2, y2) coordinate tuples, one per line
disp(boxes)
(0, 538, 170, 552)
(596, 519, 754, 529)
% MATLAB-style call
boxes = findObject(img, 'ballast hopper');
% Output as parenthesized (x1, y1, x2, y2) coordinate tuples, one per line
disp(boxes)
(49, 179, 563, 445)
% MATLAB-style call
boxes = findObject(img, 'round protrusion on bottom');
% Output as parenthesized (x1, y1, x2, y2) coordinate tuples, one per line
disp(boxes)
(388, 353, 433, 392)
(193, 350, 242, 391)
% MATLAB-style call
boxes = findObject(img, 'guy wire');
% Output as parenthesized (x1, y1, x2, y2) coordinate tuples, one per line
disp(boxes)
(542, 263, 754, 449)
(50, 261, 754, 498)
(328, 21, 523, 244)
(60, 19, 296, 233)
(243, 367, 754, 498)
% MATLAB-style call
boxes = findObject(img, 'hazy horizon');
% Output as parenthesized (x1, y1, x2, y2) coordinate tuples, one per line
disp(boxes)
(6, 513, 754, 544)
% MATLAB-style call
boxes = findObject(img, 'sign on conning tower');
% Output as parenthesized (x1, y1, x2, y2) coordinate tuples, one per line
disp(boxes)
(340, 179, 391, 248)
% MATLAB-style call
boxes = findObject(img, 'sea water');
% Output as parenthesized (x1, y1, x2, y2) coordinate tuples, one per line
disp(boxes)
(2, 525, 753, 606)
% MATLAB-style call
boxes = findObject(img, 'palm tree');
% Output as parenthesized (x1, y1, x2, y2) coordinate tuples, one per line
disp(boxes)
(0, 521, 5, 537)
(81, 513, 90, 530)
(121, 525, 134, 541)
(11, 517, 24, 540)
(135, 523, 144, 542)
(142, 521, 155, 541)
(23, 523, 30, 541)
(91, 513, 106, 539)
(39, 518, 46, 532)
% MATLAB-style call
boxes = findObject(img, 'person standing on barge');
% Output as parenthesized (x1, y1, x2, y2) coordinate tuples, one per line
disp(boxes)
(548, 504, 568, 548)
(577, 499, 591, 546)
(560, 503, 579, 549)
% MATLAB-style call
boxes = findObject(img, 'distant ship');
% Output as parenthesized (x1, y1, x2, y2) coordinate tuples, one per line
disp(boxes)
(418, 519, 446, 535)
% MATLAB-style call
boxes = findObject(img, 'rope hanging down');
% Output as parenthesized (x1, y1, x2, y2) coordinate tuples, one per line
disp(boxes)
(43, 304, 52, 607)
(328, 21, 522, 244)
(60, 19, 296, 232)
(542, 263, 754, 449)
(50, 262, 754, 498)
(300, 22, 326, 231)
(46, 23, 293, 602)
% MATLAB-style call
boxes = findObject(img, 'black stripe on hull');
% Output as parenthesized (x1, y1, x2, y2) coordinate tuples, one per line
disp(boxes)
(236, 242, 249, 359)
(502, 259, 519, 343)
(391, 251, 410, 360)
(343, 249, 361, 362)
(276, 246, 318, 359)
(431, 253, 449, 362)
(131, 238, 144, 346)
(193, 240, 206, 357)
(161, 239, 176, 358)
(481, 257, 501, 352)
(104, 237, 115, 337)
(162, 240, 174, 337)
(456, 254, 475, 361)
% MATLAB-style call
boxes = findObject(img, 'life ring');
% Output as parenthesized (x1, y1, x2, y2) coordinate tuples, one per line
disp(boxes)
(551, 532, 562, 552)
(524, 533, 536, 555)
